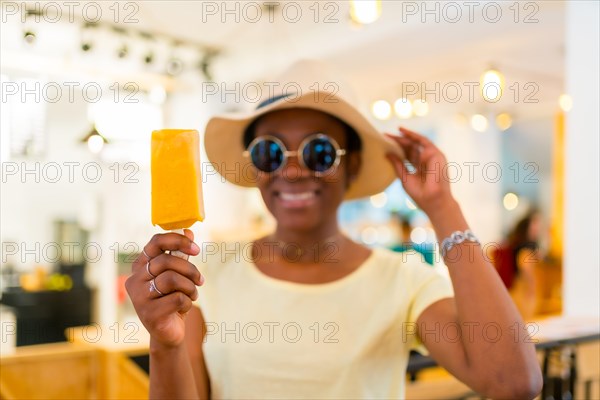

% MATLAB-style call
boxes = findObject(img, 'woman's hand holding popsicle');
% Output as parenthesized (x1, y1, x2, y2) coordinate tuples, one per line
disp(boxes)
(125, 229, 203, 348)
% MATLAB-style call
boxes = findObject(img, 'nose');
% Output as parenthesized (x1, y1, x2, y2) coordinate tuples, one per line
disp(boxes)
(279, 150, 312, 181)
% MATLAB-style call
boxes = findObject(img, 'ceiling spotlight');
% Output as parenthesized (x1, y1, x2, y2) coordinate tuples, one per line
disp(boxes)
(199, 50, 219, 81)
(23, 9, 40, 45)
(80, 22, 96, 53)
(23, 30, 36, 45)
(166, 58, 184, 76)
(117, 45, 129, 58)
(81, 126, 109, 154)
(144, 52, 154, 64)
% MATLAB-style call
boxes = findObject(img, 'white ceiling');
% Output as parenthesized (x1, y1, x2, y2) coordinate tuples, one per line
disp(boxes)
(101, 0, 566, 116)
(2, 0, 566, 118)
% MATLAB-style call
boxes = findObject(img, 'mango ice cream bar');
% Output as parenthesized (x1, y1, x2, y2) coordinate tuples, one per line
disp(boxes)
(151, 129, 205, 230)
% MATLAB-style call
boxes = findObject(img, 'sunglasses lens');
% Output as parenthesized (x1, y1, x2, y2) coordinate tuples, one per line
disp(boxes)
(302, 137, 337, 173)
(249, 139, 284, 173)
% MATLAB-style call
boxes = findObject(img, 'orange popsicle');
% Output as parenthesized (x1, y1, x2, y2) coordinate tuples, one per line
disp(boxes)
(151, 129, 205, 236)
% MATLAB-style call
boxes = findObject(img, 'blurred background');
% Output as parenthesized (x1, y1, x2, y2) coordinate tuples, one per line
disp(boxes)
(1, 1, 598, 399)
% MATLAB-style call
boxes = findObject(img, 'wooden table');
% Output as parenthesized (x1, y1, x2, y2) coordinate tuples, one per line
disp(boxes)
(0, 324, 151, 400)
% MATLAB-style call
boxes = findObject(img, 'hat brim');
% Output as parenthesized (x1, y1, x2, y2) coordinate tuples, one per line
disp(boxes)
(204, 91, 405, 200)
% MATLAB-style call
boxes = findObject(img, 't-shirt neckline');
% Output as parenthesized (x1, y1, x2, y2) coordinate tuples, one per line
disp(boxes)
(242, 241, 380, 292)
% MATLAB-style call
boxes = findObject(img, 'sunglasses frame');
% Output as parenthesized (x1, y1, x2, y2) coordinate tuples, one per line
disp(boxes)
(243, 133, 347, 177)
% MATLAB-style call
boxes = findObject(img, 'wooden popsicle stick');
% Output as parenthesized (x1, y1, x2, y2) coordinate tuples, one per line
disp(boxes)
(170, 228, 189, 260)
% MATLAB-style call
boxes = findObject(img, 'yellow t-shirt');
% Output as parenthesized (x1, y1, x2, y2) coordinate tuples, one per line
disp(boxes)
(195, 242, 454, 399)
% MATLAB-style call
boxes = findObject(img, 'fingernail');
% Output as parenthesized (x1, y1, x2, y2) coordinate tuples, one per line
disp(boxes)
(191, 242, 200, 254)
(199, 274, 205, 286)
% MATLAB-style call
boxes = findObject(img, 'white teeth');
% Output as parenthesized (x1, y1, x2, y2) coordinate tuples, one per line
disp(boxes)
(280, 192, 315, 201)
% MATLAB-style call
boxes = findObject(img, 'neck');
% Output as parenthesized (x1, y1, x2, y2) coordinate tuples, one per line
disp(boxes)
(274, 225, 340, 244)
(269, 226, 344, 263)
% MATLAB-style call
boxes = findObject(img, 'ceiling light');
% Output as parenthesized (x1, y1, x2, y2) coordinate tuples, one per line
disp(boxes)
(350, 0, 382, 25)
(496, 113, 513, 131)
(144, 52, 154, 64)
(503, 192, 519, 210)
(80, 22, 96, 53)
(394, 98, 413, 119)
(454, 113, 468, 126)
(372, 100, 391, 120)
(410, 227, 427, 244)
(81, 126, 108, 154)
(370, 192, 388, 208)
(117, 45, 129, 58)
(471, 114, 488, 132)
(559, 94, 573, 112)
(361, 226, 379, 245)
(405, 198, 417, 210)
(413, 100, 429, 117)
(22, 30, 36, 45)
(480, 68, 504, 102)
(149, 85, 167, 105)
(166, 58, 183, 76)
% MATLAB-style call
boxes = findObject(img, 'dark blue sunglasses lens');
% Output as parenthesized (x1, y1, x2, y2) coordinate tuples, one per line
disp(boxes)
(303, 137, 337, 172)
(250, 140, 284, 172)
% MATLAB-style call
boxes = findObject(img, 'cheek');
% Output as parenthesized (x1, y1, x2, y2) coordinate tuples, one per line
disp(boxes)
(321, 167, 348, 199)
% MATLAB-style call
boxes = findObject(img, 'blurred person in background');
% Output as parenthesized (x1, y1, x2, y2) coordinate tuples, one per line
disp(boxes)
(389, 211, 435, 265)
(494, 210, 543, 320)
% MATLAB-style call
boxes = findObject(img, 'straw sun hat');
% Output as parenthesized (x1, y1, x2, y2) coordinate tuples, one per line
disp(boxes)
(204, 60, 405, 200)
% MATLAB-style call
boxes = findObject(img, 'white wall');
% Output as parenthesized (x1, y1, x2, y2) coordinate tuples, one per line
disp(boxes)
(564, 1, 600, 317)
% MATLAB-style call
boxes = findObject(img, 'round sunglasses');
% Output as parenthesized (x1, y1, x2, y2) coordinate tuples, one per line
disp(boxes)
(243, 133, 347, 176)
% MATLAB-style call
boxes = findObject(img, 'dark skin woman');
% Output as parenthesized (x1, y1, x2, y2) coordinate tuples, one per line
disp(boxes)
(126, 108, 542, 399)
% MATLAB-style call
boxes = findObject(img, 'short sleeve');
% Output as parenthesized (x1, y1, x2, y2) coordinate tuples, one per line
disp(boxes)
(407, 266, 454, 355)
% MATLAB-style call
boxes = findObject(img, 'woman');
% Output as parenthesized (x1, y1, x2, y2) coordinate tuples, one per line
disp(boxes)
(126, 61, 542, 399)
(507, 211, 543, 320)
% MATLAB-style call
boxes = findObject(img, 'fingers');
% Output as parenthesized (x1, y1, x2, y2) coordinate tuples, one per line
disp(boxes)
(398, 126, 432, 146)
(386, 153, 418, 188)
(150, 292, 194, 320)
(146, 253, 203, 285)
(385, 133, 421, 169)
(151, 271, 199, 301)
(143, 230, 200, 260)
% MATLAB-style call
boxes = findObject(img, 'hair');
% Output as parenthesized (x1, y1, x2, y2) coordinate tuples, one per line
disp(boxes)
(508, 209, 540, 246)
(242, 111, 362, 154)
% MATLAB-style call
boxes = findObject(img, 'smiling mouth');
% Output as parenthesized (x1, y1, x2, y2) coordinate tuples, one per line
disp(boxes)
(275, 190, 319, 208)
(279, 192, 315, 201)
